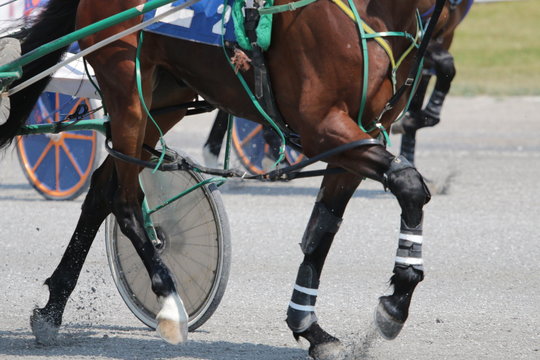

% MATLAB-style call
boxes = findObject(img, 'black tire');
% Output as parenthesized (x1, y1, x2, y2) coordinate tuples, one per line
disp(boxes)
(105, 165, 231, 331)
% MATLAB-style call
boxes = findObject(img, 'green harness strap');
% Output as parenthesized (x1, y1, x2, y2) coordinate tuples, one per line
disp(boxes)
(259, 0, 318, 14)
(257, 0, 422, 146)
(223, 0, 287, 167)
(136, 31, 167, 172)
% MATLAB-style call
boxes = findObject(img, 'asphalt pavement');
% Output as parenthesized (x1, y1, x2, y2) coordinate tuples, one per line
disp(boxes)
(0, 96, 539, 359)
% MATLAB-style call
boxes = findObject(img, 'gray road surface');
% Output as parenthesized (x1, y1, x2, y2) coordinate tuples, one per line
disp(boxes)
(0, 96, 539, 359)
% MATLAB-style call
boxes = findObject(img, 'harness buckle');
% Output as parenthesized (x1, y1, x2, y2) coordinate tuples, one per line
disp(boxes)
(287, 3, 298, 11)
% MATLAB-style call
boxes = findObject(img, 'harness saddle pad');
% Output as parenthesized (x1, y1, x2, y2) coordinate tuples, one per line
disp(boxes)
(143, 0, 236, 46)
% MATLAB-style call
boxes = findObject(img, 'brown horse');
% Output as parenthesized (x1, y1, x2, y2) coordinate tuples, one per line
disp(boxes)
(0, 0, 435, 358)
(394, 0, 473, 165)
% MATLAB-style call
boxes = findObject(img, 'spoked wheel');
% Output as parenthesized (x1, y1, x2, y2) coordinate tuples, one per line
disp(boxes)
(16, 92, 99, 200)
(105, 164, 231, 331)
(231, 117, 304, 174)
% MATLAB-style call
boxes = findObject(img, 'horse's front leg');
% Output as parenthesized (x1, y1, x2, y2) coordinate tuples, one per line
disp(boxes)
(375, 155, 431, 340)
(30, 158, 116, 344)
(287, 171, 362, 360)
(293, 106, 431, 351)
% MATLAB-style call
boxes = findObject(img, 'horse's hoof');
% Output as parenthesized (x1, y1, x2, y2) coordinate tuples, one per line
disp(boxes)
(156, 318, 187, 345)
(374, 302, 404, 340)
(30, 308, 60, 345)
(156, 294, 188, 345)
(309, 340, 345, 360)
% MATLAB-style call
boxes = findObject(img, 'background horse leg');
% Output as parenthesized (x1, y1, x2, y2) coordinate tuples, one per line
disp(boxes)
(397, 73, 432, 165)
(421, 45, 456, 125)
(396, 45, 456, 166)
(202, 110, 228, 167)
(287, 170, 362, 360)
(30, 158, 116, 344)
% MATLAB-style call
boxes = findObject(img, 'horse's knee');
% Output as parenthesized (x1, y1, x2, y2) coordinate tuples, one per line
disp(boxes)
(384, 156, 431, 227)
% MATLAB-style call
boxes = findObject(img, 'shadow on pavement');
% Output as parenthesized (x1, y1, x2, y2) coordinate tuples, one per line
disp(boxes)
(0, 326, 308, 360)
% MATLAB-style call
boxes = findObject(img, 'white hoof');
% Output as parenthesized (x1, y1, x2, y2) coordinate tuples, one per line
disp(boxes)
(156, 293, 189, 345)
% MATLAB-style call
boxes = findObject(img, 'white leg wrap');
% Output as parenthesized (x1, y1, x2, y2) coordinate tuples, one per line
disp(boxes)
(395, 218, 424, 271)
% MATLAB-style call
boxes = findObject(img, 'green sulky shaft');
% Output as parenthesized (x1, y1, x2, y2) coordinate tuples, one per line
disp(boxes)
(17, 119, 109, 136)
(0, 0, 181, 74)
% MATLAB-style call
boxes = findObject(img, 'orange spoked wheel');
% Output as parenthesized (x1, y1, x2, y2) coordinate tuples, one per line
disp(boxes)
(16, 92, 99, 200)
(231, 117, 304, 175)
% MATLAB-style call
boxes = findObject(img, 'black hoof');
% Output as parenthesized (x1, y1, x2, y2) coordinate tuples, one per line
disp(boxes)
(309, 340, 345, 360)
(30, 308, 61, 345)
(374, 301, 404, 340)
(295, 322, 345, 360)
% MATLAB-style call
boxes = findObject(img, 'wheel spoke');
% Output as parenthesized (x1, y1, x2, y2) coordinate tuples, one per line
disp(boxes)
(60, 142, 84, 177)
(239, 124, 263, 147)
(55, 93, 60, 122)
(30, 141, 54, 172)
(55, 143, 60, 191)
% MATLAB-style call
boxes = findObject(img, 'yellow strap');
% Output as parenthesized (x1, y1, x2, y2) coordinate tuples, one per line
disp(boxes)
(330, 0, 396, 68)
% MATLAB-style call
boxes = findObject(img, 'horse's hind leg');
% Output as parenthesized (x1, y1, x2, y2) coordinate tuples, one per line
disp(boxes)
(86, 45, 189, 344)
(287, 171, 362, 360)
(203, 110, 228, 167)
(30, 158, 116, 344)
(30, 96, 189, 344)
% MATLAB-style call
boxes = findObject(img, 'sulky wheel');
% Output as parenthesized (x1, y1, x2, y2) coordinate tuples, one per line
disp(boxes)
(231, 117, 304, 174)
(16, 92, 99, 200)
(105, 163, 231, 331)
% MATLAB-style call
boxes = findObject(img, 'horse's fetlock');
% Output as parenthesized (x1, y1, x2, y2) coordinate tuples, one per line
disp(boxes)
(391, 266, 424, 293)
(46, 273, 77, 295)
(286, 262, 319, 333)
(151, 265, 176, 297)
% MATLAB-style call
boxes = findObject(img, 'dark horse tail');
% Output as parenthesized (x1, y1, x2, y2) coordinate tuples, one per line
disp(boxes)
(0, 0, 80, 149)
